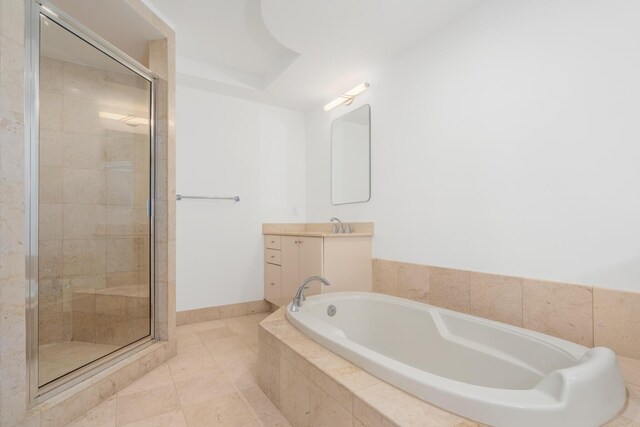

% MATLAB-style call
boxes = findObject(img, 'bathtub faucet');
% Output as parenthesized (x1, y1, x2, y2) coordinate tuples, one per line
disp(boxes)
(290, 276, 331, 312)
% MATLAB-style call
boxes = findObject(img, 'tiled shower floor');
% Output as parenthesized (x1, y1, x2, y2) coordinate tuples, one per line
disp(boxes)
(67, 312, 291, 426)
(39, 342, 120, 386)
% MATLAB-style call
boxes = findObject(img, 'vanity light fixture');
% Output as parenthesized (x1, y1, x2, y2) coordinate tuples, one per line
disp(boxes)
(323, 82, 370, 111)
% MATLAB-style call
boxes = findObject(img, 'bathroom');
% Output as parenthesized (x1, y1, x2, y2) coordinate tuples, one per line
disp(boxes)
(0, 0, 639, 425)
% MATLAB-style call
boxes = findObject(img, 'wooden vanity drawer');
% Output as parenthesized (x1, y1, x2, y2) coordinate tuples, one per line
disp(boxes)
(265, 235, 281, 250)
(265, 248, 281, 265)
(264, 262, 282, 306)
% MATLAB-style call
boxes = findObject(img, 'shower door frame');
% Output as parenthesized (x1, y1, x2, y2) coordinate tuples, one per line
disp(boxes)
(25, 0, 158, 405)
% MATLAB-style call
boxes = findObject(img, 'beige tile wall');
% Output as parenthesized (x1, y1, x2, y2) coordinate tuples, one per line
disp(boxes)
(72, 289, 150, 346)
(373, 258, 640, 357)
(0, 1, 28, 423)
(594, 288, 640, 360)
(148, 38, 177, 345)
(0, 1, 176, 425)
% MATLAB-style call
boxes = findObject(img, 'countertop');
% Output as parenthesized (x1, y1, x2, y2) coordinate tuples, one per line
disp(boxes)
(263, 231, 373, 237)
(263, 222, 374, 237)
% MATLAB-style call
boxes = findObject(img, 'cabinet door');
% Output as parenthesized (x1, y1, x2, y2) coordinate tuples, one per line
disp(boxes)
(298, 237, 323, 296)
(280, 236, 300, 307)
(264, 262, 282, 306)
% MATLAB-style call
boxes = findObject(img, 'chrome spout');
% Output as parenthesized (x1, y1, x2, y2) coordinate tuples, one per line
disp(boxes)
(290, 276, 331, 312)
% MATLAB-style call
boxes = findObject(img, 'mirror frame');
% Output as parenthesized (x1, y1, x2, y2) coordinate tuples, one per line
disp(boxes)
(330, 104, 372, 205)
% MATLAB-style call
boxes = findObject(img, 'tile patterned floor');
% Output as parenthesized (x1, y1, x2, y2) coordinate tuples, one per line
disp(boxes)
(68, 312, 291, 427)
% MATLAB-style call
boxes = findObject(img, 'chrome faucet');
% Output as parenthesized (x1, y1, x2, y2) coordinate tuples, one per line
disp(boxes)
(290, 276, 331, 312)
(330, 217, 351, 233)
(330, 217, 344, 233)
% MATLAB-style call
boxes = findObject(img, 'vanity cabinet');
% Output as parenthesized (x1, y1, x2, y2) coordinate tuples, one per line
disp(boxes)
(263, 233, 372, 307)
(281, 236, 323, 305)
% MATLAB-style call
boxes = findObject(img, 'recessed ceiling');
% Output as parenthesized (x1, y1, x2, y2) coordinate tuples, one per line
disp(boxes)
(147, 0, 484, 111)
(148, 0, 298, 91)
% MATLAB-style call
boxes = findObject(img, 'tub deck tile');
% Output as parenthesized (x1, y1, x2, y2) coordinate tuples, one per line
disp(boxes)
(281, 340, 312, 377)
(353, 397, 396, 427)
(309, 364, 354, 412)
(259, 307, 634, 427)
(619, 356, 640, 386)
(603, 417, 635, 426)
(281, 332, 331, 361)
(258, 338, 281, 408)
(621, 384, 640, 421)
(355, 382, 464, 427)
(280, 356, 311, 427)
(310, 382, 353, 427)
(308, 351, 380, 395)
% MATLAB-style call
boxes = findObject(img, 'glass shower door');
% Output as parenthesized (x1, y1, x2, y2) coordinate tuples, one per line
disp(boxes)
(36, 13, 153, 388)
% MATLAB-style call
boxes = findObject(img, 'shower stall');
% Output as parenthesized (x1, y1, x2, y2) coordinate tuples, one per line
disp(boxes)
(26, 1, 156, 401)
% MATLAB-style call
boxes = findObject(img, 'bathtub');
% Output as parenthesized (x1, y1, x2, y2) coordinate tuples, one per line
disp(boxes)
(285, 292, 626, 427)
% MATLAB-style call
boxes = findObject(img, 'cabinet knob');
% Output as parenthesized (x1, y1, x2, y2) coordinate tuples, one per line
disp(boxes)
(270, 282, 275, 286)
(271, 240, 275, 243)
(270, 255, 275, 258)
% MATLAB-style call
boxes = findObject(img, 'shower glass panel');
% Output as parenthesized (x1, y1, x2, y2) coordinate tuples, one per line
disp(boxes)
(37, 14, 153, 387)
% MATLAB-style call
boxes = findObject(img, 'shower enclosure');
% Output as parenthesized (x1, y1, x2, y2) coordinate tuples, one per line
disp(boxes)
(26, 2, 156, 401)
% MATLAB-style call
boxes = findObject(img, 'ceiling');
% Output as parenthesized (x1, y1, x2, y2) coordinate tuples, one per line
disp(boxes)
(152, 0, 483, 111)
(50, 0, 164, 64)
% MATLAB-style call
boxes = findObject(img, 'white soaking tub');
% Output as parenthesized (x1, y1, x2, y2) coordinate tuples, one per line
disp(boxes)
(285, 292, 625, 427)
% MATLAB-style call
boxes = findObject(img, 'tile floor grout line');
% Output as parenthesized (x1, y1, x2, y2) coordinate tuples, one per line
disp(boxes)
(114, 379, 121, 427)
(174, 321, 220, 426)
(165, 347, 190, 426)
(225, 318, 266, 425)
(191, 315, 263, 425)
(238, 315, 276, 426)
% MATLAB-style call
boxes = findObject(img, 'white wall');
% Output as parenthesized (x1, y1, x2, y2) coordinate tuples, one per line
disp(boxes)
(177, 85, 306, 311)
(306, 0, 640, 291)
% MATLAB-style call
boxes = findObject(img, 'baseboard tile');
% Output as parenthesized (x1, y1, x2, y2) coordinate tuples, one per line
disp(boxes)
(176, 299, 272, 326)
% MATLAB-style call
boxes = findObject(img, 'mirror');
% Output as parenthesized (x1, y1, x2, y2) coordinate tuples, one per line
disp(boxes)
(331, 104, 371, 205)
